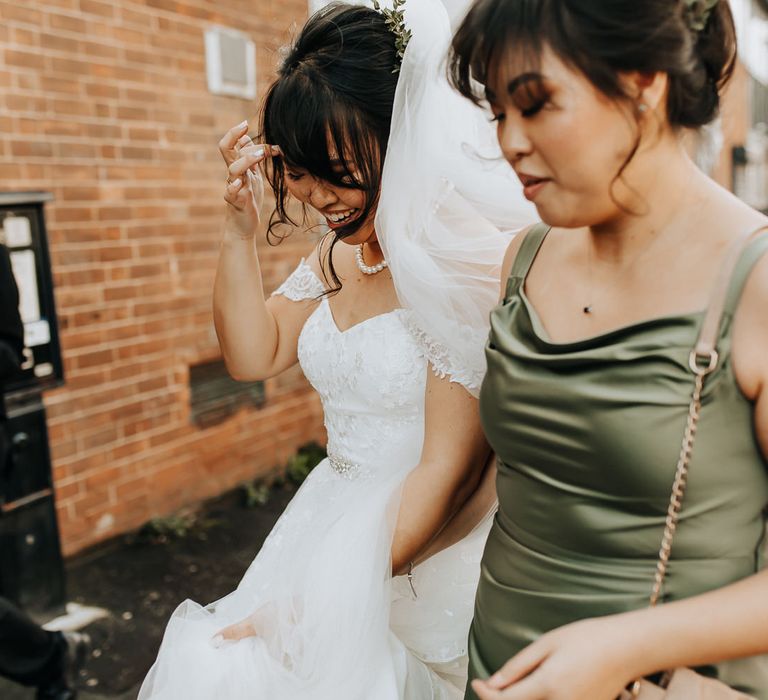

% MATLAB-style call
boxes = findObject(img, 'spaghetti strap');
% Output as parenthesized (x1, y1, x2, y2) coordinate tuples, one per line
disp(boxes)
(693, 228, 768, 360)
(720, 232, 768, 324)
(504, 223, 551, 300)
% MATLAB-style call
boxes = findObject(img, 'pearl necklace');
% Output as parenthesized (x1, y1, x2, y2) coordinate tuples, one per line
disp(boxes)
(355, 244, 388, 275)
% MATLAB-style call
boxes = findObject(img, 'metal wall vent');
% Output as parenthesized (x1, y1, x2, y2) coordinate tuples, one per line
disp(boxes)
(189, 359, 265, 428)
(204, 26, 256, 100)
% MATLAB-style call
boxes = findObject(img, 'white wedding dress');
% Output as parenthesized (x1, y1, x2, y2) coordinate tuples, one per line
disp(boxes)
(137, 261, 493, 700)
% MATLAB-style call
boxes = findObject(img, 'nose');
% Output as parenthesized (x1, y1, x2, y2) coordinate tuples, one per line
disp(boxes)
(498, 114, 533, 164)
(308, 179, 337, 210)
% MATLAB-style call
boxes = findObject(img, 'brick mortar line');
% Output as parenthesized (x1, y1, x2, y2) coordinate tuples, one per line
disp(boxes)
(52, 396, 317, 471)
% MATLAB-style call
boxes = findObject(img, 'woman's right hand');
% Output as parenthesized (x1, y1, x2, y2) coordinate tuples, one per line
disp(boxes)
(218, 120, 281, 239)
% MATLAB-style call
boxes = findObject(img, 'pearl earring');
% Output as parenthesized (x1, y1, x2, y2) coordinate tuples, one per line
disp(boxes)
(637, 103, 648, 114)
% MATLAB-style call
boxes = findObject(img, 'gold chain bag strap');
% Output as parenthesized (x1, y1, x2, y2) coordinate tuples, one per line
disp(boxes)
(619, 227, 768, 700)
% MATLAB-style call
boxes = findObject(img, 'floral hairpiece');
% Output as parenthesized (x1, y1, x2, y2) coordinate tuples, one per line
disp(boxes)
(684, 0, 718, 32)
(372, 0, 412, 72)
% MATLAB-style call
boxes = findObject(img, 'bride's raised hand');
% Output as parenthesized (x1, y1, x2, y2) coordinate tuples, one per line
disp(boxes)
(218, 120, 281, 239)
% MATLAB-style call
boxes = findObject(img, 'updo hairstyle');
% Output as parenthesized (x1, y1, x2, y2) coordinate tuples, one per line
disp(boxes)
(449, 0, 737, 129)
(260, 4, 399, 255)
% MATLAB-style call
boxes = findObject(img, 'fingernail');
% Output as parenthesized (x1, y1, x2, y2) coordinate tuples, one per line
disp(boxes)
(253, 146, 264, 158)
(230, 178, 241, 188)
(237, 120, 248, 129)
(210, 634, 224, 648)
(488, 673, 504, 687)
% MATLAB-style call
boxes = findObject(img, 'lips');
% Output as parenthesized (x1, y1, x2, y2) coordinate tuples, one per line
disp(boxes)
(324, 208, 360, 229)
(516, 172, 550, 202)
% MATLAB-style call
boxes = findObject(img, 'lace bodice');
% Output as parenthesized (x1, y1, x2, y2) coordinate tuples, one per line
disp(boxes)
(298, 299, 427, 472)
(273, 258, 428, 474)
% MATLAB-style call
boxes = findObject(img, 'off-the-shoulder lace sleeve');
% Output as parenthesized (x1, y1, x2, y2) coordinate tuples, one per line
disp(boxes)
(403, 312, 486, 396)
(271, 258, 326, 301)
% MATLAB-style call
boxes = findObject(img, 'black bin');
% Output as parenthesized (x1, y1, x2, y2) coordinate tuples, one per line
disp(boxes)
(0, 192, 66, 615)
(0, 497, 65, 614)
(2, 396, 53, 505)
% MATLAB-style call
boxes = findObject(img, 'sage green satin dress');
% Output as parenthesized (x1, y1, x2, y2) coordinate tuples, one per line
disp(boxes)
(468, 224, 768, 699)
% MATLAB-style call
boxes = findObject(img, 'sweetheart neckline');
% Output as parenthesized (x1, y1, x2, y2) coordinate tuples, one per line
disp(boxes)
(321, 298, 405, 335)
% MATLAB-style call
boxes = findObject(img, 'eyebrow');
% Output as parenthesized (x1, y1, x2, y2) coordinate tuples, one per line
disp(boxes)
(486, 72, 543, 102)
(507, 72, 542, 94)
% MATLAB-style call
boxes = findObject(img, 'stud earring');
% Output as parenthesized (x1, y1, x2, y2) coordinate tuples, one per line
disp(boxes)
(637, 103, 648, 114)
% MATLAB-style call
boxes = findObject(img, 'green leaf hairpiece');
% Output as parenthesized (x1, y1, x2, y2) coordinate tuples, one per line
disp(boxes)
(684, 0, 719, 32)
(372, 0, 413, 73)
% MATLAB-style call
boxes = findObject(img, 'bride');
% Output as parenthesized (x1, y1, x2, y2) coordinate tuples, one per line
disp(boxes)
(138, 2, 533, 698)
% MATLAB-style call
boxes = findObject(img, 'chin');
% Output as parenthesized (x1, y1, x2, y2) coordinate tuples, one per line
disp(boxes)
(533, 200, 591, 230)
(337, 224, 376, 246)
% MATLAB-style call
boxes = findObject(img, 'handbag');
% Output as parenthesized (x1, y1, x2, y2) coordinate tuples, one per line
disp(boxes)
(618, 227, 768, 700)
(620, 667, 754, 699)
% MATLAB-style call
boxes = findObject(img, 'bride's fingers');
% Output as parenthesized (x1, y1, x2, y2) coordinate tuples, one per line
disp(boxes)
(228, 150, 265, 181)
(228, 143, 281, 178)
(225, 177, 242, 196)
(218, 120, 249, 163)
(233, 134, 254, 161)
(224, 177, 254, 211)
(238, 142, 281, 159)
(240, 143, 282, 171)
(236, 134, 254, 151)
(214, 619, 258, 643)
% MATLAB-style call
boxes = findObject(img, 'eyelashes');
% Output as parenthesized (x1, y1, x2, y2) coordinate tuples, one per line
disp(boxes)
(520, 102, 546, 118)
(511, 79, 551, 118)
(488, 99, 546, 123)
(487, 83, 550, 123)
(284, 170, 357, 188)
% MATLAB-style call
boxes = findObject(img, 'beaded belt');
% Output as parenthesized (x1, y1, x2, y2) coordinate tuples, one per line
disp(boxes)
(328, 453, 363, 480)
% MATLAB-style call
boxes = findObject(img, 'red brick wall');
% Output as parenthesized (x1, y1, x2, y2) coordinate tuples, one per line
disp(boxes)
(0, 0, 326, 555)
(711, 61, 752, 189)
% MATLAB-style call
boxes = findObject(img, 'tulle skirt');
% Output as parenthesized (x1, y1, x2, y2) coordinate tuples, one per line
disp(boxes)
(138, 454, 492, 700)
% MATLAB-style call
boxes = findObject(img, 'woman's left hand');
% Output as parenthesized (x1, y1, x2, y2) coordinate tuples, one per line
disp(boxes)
(472, 615, 641, 700)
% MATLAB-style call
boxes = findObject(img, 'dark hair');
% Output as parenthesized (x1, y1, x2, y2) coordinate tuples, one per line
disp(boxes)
(449, 0, 737, 130)
(259, 3, 399, 290)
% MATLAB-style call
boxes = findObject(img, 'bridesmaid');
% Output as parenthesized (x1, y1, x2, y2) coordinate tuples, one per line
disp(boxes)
(449, 1, 768, 699)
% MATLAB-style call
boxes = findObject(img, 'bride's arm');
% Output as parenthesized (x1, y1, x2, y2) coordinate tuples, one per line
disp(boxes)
(410, 453, 497, 566)
(390, 371, 491, 575)
(389, 230, 535, 575)
(214, 121, 322, 381)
